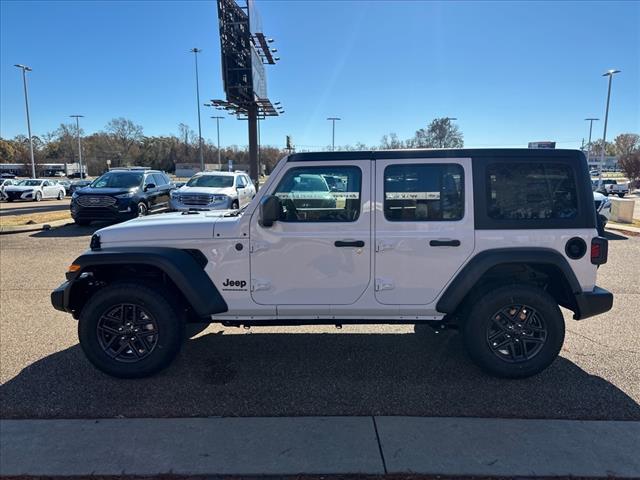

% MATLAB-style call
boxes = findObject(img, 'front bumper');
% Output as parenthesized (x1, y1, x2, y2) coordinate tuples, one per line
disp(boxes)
(170, 197, 232, 211)
(71, 199, 137, 222)
(51, 281, 72, 313)
(5, 191, 33, 201)
(573, 286, 613, 320)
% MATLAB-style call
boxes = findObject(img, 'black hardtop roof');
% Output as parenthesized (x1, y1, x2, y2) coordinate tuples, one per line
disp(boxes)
(287, 148, 585, 162)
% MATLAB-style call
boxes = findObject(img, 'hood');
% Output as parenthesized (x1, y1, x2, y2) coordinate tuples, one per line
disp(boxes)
(4, 185, 39, 192)
(176, 186, 235, 196)
(593, 192, 608, 202)
(96, 210, 238, 245)
(76, 187, 138, 196)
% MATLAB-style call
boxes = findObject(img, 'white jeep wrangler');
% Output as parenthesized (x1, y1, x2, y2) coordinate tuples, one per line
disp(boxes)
(52, 149, 612, 379)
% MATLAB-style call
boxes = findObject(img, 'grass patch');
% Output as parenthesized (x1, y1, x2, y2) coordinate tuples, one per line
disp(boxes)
(0, 210, 71, 227)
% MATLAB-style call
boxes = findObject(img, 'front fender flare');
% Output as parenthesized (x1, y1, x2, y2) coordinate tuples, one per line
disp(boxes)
(67, 247, 228, 317)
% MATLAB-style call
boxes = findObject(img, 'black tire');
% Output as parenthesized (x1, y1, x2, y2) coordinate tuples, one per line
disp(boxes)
(137, 201, 148, 216)
(618, 193, 625, 198)
(57, 191, 64, 200)
(462, 285, 564, 379)
(231, 200, 239, 209)
(185, 322, 209, 339)
(34, 191, 42, 202)
(74, 218, 91, 226)
(78, 282, 184, 378)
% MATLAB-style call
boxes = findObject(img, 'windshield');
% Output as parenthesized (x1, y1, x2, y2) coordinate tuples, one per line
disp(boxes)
(91, 172, 143, 189)
(292, 175, 329, 192)
(20, 180, 43, 187)
(186, 175, 234, 188)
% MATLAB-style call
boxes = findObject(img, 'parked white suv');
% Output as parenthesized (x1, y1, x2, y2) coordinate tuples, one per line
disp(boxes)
(170, 171, 255, 211)
(52, 149, 612, 379)
(4, 179, 66, 202)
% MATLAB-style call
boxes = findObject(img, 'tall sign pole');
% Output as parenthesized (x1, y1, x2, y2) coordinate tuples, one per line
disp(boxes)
(190, 48, 205, 172)
(248, 104, 259, 182)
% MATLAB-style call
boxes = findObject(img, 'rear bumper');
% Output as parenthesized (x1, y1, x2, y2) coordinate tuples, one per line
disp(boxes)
(573, 286, 613, 320)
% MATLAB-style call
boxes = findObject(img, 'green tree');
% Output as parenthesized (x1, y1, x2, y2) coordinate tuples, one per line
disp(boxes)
(412, 117, 464, 148)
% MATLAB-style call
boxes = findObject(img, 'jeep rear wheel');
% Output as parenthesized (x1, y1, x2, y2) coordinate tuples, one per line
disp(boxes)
(78, 282, 184, 378)
(462, 285, 564, 378)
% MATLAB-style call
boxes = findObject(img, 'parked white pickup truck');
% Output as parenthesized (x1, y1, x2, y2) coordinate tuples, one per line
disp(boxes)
(596, 179, 629, 198)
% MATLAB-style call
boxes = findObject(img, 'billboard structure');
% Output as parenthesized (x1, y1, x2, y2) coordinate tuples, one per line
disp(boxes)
(215, 0, 282, 182)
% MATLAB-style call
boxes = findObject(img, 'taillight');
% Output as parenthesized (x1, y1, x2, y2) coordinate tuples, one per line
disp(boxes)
(591, 237, 608, 265)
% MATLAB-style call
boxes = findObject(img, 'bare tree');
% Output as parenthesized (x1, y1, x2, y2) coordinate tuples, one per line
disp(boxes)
(613, 133, 640, 157)
(105, 117, 143, 166)
(380, 132, 405, 149)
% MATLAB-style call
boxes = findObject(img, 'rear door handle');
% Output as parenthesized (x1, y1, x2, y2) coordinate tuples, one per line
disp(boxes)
(429, 239, 461, 247)
(335, 240, 365, 248)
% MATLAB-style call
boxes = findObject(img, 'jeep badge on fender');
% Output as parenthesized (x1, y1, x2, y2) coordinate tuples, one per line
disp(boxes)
(51, 148, 612, 379)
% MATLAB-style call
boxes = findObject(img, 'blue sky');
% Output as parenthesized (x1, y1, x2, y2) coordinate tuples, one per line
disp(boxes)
(1, 0, 638, 151)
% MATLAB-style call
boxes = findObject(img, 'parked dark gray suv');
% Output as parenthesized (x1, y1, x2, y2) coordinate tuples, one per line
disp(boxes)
(70, 168, 174, 225)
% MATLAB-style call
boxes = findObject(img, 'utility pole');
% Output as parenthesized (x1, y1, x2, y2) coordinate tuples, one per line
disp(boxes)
(211, 116, 224, 170)
(598, 70, 621, 188)
(584, 118, 599, 166)
(14, 64, 36, 178)
(190, 48, 204, 172)
(70, 115, 85, 177)
(327, 117, 341, 151)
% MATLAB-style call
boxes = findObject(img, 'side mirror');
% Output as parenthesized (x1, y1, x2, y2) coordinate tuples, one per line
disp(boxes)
(259, 195, 281, 227)
(144, 183, 156, 191)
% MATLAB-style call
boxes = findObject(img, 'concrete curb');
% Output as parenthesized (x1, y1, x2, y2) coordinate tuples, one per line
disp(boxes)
(607, 222, 640, 234)
(0, 218, 72, 235)
(1, 416, 638, 477)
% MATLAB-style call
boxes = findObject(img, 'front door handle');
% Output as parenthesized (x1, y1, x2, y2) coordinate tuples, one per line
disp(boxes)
(430, 239, 461, 247)
(335, 240, 365, 248)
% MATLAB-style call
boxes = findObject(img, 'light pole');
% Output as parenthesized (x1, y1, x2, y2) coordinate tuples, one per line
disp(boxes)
(584, 118, 599, 165)
(70, 115, 84, 177)
(327, 117, 341, 151)
(211, 116, 224, 170)
(190, 48, 204, 172)
(14, 64, 36, 178)
(598, 69, 621, 187)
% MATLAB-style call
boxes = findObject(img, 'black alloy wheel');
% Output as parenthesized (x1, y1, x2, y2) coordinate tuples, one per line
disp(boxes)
(486, 304, 547, 363)
(96, 303, 159, 363)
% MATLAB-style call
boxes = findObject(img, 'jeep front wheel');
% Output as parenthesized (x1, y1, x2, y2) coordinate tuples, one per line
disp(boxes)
(462, 285, 564, 378)
(78, 282, 184, 378)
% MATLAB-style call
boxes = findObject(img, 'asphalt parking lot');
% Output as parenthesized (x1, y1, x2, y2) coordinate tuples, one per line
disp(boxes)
(0, 223, 639, 421)
(0, 198, 70, 217)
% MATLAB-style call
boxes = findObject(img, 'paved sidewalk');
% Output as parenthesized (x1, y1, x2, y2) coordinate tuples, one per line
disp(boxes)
(1, 416, 639, 477)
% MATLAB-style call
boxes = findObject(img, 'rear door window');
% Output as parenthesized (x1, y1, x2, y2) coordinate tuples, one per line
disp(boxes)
(384, 164, 464, 221)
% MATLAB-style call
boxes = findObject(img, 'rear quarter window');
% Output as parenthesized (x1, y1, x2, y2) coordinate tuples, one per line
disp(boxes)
(486, 162, 578, 220)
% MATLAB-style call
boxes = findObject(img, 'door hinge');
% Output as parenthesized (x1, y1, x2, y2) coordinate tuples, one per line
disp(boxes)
(250, 242, 269, 253)
(251, 278, 271, 292)
(376, 240, 396, 252)
(375, 278, 395, 291)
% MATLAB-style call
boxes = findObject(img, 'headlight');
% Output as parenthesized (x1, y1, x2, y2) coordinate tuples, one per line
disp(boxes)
(72, 191, 78, 199)
(213, 195, 228, 202)
(115, 192, 134, 198)
(22, 189, 33, 193)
